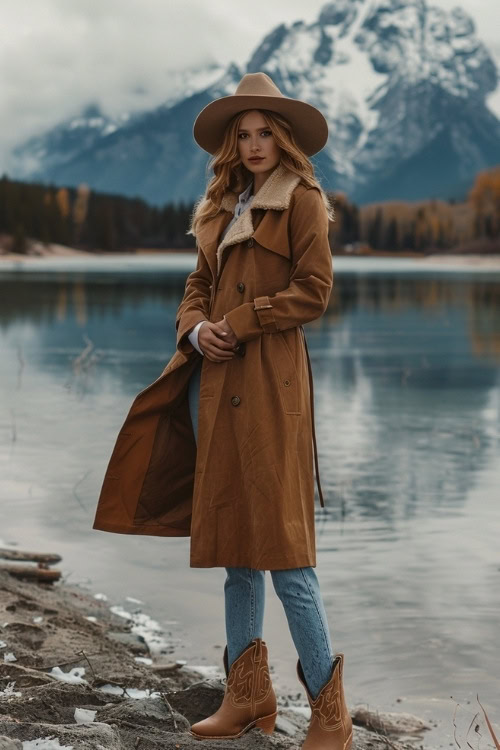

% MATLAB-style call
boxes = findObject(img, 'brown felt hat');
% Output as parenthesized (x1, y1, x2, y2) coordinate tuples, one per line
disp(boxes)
(193, 72, 329, 157)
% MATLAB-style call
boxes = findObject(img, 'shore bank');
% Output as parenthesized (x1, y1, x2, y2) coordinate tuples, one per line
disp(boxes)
(1, 241, 500, 269)
(0, 560, 431, 750)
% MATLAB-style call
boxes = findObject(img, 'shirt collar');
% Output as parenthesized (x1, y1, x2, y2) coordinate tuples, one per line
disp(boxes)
(238, 180, 254, 203)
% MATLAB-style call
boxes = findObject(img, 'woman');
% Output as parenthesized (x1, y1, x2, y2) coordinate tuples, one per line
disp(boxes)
(92, 72, 352, 750)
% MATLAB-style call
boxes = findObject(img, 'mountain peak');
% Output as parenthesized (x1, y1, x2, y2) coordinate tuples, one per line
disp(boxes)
(8, 0, 500, 206)
(318, 0, 363, 27)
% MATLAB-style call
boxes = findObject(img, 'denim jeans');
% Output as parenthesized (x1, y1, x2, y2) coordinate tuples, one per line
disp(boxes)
(187, 357, 335, 699)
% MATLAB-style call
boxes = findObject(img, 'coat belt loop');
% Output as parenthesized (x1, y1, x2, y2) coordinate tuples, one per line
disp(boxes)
(301, 327, 325, 508)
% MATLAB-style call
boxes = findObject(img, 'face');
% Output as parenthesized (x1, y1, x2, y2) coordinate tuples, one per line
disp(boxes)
(237, 110, 281, 180)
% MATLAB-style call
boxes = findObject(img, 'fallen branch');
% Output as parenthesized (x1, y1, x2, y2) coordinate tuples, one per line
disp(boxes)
(0, 564, 61, 582)
(0, 549, 62, 565)
(160, 692, 178, 732)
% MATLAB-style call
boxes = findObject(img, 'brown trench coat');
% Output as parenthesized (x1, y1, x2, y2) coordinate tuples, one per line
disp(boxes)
(92, 163, 333, 569)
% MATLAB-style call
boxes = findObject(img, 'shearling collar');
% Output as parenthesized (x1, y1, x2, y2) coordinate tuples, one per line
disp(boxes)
(216, 163, 302, 275)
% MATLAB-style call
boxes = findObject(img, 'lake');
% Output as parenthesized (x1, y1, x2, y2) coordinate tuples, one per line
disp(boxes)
(1, 254, 499, 748)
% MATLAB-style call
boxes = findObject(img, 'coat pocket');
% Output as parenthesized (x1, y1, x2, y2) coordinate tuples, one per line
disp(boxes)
(270, 331, 301, 415)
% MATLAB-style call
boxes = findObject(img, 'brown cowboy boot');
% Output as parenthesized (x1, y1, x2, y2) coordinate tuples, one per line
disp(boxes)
(190, 637, 278, 740)
(296, 653, 353, 750)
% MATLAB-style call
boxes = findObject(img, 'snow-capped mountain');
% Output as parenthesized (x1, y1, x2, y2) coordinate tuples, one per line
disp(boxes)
(10, 0, 500, 205)
(12, 104, 135, 180)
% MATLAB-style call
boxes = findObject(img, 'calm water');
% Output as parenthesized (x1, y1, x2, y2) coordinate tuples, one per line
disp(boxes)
(1, 256, 499, 747)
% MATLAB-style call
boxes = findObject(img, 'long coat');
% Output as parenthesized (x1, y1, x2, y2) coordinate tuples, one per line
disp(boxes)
(92, 163, 333, 569)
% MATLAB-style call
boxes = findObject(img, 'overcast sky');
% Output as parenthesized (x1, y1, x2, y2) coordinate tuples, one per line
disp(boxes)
(1, 0, 498, 166)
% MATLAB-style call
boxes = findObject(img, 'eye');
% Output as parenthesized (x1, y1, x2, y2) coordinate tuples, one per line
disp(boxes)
(238, 130, 272, 138)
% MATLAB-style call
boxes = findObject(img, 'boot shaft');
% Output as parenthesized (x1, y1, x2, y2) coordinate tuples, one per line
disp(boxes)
(225, 637, 274, 710)
(297, 652, 353, 748)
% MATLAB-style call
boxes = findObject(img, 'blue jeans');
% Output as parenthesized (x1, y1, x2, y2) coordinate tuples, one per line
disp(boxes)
(188, 358, 335, 699)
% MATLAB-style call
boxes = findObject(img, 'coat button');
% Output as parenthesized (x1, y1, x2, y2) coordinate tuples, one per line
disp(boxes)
(246, 238, 254, 247)
(236, 282, 245, 293)
(231, 395, 241, 406)
(283, 379, 291, 387)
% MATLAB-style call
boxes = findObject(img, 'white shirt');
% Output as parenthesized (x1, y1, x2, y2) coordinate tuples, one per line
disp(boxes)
(188, 180, 254, 355)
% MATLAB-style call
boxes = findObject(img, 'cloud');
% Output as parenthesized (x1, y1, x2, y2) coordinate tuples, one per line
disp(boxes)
(0, 0, 498, 168)
(0, 0, 233, 163)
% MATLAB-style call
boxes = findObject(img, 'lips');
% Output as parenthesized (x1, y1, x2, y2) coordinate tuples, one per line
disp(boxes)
(249, 157, 264, 162)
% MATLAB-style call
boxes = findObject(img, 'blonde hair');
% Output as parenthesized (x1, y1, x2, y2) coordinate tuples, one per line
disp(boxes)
(187, 108, 335, 239)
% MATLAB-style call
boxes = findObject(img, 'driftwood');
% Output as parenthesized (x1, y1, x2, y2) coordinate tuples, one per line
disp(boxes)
(0, 548, 62, 565)
(0, 564, 61, 582)
(150, 662, 185, 676)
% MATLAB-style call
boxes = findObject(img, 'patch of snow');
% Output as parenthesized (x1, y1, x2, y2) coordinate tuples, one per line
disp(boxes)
(97, 683, 124, 696)
(109, 605, 169, 656)
(97, 684, 160, 699)
(94, 592, 108, 601)
(162, 63, 226, 108)
(85, 616, 97, 623)
(109, 605, 133, 619)
(134, 656, 153, 665)
(49, 666, 87, 684)
(124, 687, 161, 699)
(74, 707, 97, 724)
(23, 738, 74, 749)
(125, 596, 143, 604)
(0, 680, 22, 697)
(68, 116, 107, 131)
(33, 616, 44, 624)
(0, 640, 6, 648)
(3, 651, 17, 662)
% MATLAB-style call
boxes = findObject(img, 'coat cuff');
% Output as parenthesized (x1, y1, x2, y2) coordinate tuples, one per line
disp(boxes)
(253, 295, 279, 333)
(224, 296, 278, 342)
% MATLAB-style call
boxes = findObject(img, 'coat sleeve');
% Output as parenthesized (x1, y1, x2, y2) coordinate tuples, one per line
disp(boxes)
(175, 245, 212, 355)
(223, 187, 333, 342)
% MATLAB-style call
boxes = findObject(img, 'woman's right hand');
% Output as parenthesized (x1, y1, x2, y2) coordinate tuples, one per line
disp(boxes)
(198, 321, 236, 362)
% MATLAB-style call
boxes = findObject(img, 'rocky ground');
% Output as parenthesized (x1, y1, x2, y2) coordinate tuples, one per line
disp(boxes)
(0, 568, 432, 750)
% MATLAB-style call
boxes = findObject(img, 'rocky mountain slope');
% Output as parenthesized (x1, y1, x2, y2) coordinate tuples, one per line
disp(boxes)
(11, 0, 500, 206)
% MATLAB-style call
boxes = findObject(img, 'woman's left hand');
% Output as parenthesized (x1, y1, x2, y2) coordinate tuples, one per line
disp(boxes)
(213, 317, 239, 348)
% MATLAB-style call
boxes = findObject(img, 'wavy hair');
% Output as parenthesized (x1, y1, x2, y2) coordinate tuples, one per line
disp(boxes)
(187, 108, 335, 239)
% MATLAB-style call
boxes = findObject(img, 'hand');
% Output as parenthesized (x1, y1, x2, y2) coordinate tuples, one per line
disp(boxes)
(213, 317, 238, 348)
(198, 321, 237, 363)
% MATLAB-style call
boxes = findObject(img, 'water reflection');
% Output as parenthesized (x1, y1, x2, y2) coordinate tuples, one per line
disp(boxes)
(1, 271, 499, 522)
(0, 262, 499, 743)
(1, 272, 499, 362)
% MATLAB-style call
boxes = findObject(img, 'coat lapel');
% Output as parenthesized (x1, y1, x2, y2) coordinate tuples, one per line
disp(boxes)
(215, 163, 302, 276)
(195, 211, 233, 280)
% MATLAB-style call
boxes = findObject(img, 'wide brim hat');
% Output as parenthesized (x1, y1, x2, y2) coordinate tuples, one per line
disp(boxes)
(193, 72, 328, 157)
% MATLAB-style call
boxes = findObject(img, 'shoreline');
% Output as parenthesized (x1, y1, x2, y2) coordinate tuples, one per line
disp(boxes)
(0, 251, 500, 275)
(0, 556, 431, 750)
(1, 242, 500, 270)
